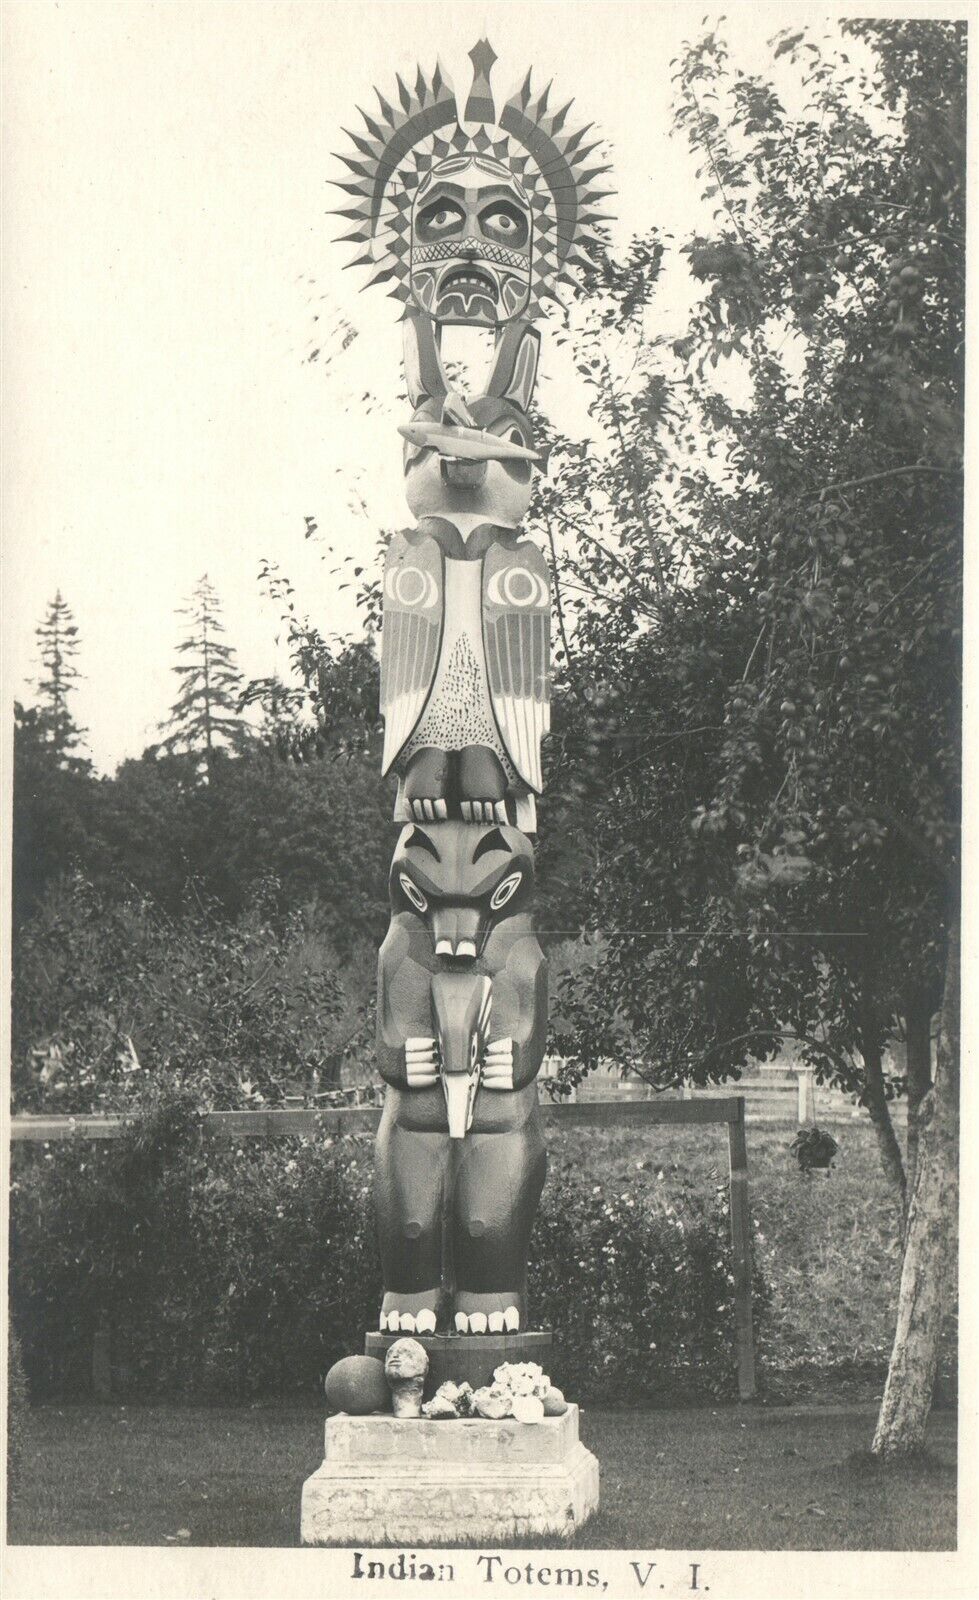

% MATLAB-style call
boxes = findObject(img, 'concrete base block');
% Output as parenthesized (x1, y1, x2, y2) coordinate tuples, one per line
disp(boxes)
(300, 1404, 599, 1546)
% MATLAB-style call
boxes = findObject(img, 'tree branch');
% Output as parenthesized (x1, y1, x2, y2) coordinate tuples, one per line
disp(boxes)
(543, 519, 578, 689)
(601, 358, 672, 610)
(868, 800, 954, 887)
(549, 508, 661, 612)
(810, 465, 961, 501)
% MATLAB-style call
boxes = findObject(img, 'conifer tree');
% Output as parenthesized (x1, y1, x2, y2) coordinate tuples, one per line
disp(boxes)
(159, 575, 249, 776)
(33, 590, 85, 759)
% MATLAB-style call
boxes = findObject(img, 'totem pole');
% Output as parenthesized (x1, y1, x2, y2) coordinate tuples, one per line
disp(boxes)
(331, 40, 611, 1350)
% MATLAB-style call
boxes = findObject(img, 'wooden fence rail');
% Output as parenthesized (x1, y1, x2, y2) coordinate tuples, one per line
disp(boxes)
(10, 1096, 757, 1401)
(11, 1097, 747, 1142)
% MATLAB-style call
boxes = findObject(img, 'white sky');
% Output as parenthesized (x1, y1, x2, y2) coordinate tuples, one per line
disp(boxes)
(1, 0, 929, 772)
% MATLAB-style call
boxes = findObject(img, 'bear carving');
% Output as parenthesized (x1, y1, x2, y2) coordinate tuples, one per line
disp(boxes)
(374, 819, 547, 1334)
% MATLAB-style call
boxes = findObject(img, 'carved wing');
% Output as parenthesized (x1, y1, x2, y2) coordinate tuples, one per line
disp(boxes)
(380, 531, 443, 775)
(482, 540, 550, 792)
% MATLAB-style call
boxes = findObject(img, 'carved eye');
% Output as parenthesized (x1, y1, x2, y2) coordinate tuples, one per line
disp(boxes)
(399, 874, 428, 914)
(490, 872, 522, 910)
(417, 199, 465, 240)
(480, 203, 529, 247)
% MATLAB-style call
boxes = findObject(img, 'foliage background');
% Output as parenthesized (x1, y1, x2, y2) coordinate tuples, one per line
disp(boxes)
(10, 1093, 754, 1407)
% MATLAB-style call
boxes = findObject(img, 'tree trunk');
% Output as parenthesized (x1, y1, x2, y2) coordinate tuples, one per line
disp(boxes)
(904, 992, 935, 1198)
(861, 1031, 908, 1223)
(872, 920, 959, 1457)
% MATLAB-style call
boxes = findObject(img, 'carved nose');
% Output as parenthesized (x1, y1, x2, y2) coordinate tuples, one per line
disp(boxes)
(434, 936, 478, 961)
(432, 909, 481, 962)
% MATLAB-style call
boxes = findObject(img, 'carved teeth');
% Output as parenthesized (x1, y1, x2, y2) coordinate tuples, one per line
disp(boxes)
(503, 1306, 520, 1332)
(416, 1309, 437, 1334)
(387, 1311, 400, 1332)
(379, 1312, 389, 1331)
(436, 939, 453, 957)
(434, 799, 448, 819)
(399, 1312, 416, 1332)
(456, 939, 477, 959)
(468, 1312, 488, 1334)
(454, 1312, 469, 1333)
(488, 1312, 505, 1333)
(442, 270, 496, 294)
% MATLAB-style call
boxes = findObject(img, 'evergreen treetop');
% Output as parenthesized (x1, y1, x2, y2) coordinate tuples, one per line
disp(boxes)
(33, 590, 85, 760)
(158, 575, 249, 775)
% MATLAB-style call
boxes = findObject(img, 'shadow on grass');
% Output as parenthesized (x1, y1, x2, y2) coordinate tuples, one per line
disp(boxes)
(843, 1446, 956, 1479)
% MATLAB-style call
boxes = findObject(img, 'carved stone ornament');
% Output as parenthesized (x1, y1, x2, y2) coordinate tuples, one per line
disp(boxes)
(384, 1336, 430, 1417)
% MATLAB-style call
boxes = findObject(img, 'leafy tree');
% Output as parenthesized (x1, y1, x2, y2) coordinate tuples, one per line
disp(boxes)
(247, 556, 383, 764)
(536, 16, 961, 1456)
(538, 17, 960, 1205)
(12, 873, 349, 1112)
(32, 590, 86, 760)
(12, 702, 96, 926)
(158, 575, 250, 776)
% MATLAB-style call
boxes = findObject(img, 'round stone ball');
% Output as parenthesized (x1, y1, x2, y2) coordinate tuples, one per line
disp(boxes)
(543, 1386, 568, 1416)
(324, 1355, 389, 1415)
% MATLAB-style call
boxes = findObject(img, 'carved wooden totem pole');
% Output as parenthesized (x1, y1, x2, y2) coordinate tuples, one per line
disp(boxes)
(331, 41, 611, 1352)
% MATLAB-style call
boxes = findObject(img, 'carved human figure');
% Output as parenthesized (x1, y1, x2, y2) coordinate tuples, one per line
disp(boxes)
(374, 820, 547, 1334)
(380, 313, 550, 831)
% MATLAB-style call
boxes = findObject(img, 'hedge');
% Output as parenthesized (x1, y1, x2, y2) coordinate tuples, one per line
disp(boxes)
(10, 1088, 761, 1405)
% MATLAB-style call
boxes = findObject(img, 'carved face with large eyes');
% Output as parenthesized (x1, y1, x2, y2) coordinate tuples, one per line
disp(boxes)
(390, 821, 534, 963)
(410, 156, 533, 327)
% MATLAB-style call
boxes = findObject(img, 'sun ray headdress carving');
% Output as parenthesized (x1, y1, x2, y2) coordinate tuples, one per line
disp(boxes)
(329, 39, 614, 315)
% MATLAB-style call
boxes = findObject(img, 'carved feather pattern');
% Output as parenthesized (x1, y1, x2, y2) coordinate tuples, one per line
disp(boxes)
(482, 541, 550, 792)
(380, 532, 443, 774)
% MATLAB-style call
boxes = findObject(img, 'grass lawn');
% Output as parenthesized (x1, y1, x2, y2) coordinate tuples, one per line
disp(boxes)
(8, 1401, 955, 1551)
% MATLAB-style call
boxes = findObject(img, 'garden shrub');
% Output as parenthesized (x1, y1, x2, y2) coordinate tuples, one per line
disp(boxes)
(531, 1158, 764, 1403)
(10, 1091, 753, 1405)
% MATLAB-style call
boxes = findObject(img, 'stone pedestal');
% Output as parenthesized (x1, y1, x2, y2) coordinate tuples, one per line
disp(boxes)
(300, 1403, 599, 1546)
(364, 1329, 552, 1398)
